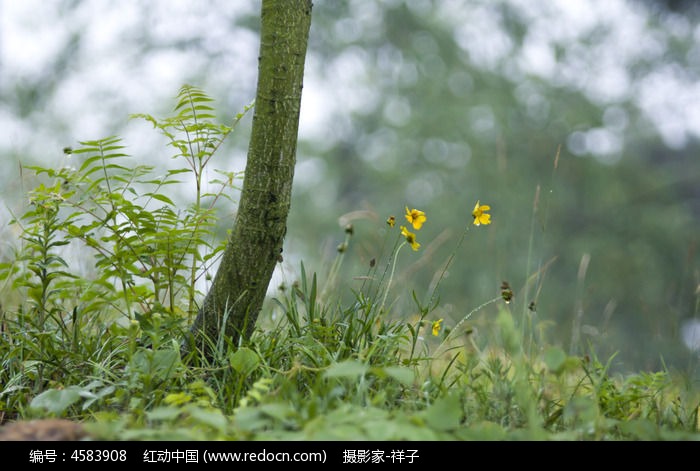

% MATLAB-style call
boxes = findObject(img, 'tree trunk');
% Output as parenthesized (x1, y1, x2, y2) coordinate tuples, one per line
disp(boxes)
(182, 0, 313, 361)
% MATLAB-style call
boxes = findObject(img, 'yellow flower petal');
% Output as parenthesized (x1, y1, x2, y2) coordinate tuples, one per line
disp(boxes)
(472, 200, 492, 226)
(432, 319, 443, 336)
(405, 207, 427, 230)
(400, 225, 421, 251)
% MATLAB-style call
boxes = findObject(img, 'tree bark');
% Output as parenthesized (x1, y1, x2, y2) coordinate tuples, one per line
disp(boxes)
(182, 0, 313, 361)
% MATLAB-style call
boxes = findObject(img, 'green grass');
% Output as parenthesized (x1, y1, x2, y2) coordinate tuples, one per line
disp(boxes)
(2, 263, 699, 441)
(1, 86, 699, 441)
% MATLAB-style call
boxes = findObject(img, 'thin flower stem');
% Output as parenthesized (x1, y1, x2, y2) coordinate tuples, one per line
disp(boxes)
(321, 231, 351, 301)
(426, 225, 470, 310)
(434, 295, 502, 357)
(380, 241, 406, 313)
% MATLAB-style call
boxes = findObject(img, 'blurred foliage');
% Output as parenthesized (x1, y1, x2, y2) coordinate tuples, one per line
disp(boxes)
(1, 0, 699, 376)
(286, 1, 700, 377)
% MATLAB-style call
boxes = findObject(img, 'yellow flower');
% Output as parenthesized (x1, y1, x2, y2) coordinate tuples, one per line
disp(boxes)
(472, 200, 491, 226)
(400, 225, 421, 251)
(432, 319, 443, 336)
(405, 207, 426, 230)
(387, 215, 396, 228)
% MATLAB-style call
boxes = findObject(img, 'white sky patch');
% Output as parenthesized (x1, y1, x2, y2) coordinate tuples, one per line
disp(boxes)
(76, 2, 141, 56)
(294, 157, 326, 189)
(519, 33, 556, 78)
(682, 319, 700, 352)
(451, 5, 514, 70)
(1, 1, 63, 74)
(0, 107, 30, 150)
(1, 0, 699, 164)
(637, 65, 697, 149)
(298, 74, 339, 146)
(438, 0, 699, 148)
(686, 83, 700, 138)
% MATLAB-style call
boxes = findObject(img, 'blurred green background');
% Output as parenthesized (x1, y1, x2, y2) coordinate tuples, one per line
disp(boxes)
(1, 0, 699, 377)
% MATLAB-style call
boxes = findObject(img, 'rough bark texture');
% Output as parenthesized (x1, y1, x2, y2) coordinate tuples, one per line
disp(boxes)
(182, 0, 312, 361)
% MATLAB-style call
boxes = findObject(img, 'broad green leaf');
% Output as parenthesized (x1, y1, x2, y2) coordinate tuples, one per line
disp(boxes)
(422, 394, 461, 432)
(229, 347, 260, 375)
(147, 406, 183, 421)
(543, 346, 568, 374)
(324, 360, 369, 379)
(187, 407, 228, 431)
(30, 386, 83, 415)
(380, 366, 415, 386)
(146, 193, 175, 205)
